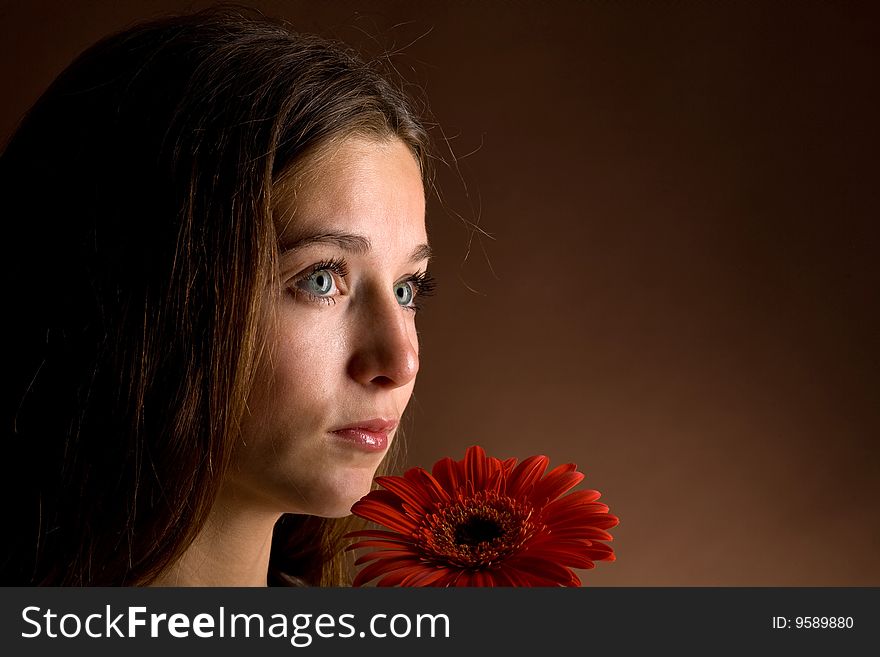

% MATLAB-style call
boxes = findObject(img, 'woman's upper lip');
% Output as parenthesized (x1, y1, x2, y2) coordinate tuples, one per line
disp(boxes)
(331, 418, 398, 433)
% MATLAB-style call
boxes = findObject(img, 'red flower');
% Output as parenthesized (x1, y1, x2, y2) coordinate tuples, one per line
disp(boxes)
(346, 445, 619, 586)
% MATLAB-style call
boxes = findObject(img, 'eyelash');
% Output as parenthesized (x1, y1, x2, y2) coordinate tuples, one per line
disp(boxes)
(405, 270, 437, 312)
(291, 257, 437, 312)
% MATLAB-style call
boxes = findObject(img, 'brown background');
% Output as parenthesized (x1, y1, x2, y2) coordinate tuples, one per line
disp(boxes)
(2, 0, 878, 586)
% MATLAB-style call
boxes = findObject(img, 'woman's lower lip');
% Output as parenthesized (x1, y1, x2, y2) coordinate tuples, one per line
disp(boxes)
(330, 429, 388, 452)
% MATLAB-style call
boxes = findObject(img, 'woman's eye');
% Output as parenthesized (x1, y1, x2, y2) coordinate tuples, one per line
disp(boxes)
(290, 259, 433, 311)
(394, 281, 415, 307)
(296, 268, 338, 298)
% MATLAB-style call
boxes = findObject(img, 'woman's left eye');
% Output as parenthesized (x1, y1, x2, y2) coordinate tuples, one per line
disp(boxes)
(395, 271, 436, 312)
(394, 281, 415, 307)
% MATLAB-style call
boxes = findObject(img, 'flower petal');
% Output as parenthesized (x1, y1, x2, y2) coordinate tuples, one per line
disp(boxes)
(350, 499, 418, 534)
(529, 464, 583, 505)
(471, 570, 497, 587)
(534, 526, 614, 542)
(346, 539, 415, 552)
(404, 467, 453, 504)
(503, 556, 581, 587)
(344, 529, 413, 541)
(354, 549, 424, 566)
(545, 509, 616, 529)
(541, 494, 611, 523)
(399, 566, 452, 587)
(464, 445, 489, 490)
(497, 564, 570, 587)
(375, 475, 436, 514)
(352, 556, 424, 587)
(543, 523, 615, 541)
(431, 457, 461, 494)
(369, 565, 429, 587)
(356, 489, 407, 511)
(506, 454, 549, 497)
(521, 542, 606, 569)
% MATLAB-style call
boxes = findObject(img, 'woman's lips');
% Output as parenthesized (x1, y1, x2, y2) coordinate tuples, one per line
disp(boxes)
(329, 418, 396, 452)
(330, 428, 389, 452)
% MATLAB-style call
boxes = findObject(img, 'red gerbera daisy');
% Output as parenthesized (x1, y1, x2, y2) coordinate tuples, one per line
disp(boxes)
(346, 445, 619, 586)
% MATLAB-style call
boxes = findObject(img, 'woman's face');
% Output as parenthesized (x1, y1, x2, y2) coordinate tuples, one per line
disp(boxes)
(232, 136, 429, 518)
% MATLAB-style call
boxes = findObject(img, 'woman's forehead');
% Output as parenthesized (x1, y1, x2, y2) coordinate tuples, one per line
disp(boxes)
(274, 136, 426, 249)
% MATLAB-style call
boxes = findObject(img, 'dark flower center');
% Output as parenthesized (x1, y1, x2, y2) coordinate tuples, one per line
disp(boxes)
(414, 491, 541, 570)
(455, 516, 504, 546)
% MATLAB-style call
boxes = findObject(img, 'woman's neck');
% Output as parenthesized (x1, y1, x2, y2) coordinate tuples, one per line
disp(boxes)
(150, 487, 283, 587)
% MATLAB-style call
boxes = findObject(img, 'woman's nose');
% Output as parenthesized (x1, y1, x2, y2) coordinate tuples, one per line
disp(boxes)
(347, 295, 419, 388)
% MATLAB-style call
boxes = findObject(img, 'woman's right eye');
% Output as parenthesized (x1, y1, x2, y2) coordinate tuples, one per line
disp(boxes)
(291, 257, 349, 305)
(299, 269, 337, 296)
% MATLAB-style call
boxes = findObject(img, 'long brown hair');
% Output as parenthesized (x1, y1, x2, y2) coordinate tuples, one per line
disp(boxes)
(0, 7, 429, 586)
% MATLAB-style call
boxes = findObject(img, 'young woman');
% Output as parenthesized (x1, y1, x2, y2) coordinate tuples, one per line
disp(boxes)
(1, 8, 435, 586)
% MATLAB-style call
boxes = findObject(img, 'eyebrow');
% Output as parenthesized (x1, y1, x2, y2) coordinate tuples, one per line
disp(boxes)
(281, 231, 433, 264)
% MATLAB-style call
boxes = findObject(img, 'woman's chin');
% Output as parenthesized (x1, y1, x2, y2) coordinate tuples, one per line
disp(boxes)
(312, 499, 365, 519)
(303, 480, 375, 518)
